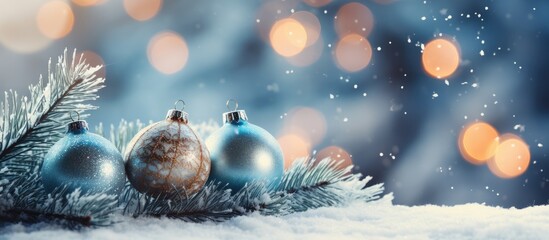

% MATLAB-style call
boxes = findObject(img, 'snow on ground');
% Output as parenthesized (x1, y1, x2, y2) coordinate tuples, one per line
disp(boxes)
(2, 195, 549, 240)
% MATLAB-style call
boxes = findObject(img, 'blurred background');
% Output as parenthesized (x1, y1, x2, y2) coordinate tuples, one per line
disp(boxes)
(0, 0, 547, 208)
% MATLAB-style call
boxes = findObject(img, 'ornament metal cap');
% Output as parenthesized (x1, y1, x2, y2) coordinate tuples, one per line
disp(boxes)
(67, 111, 89, 133)
(166, 100, 189, 123)
(223, 99, 248, 123)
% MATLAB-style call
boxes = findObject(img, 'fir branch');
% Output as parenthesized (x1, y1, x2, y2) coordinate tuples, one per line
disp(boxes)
(121, 157, 384, 222)
(0, 169, 118, 227)
(0, 49, 104, 177)
(0, 49, 114, 227)
(0, 209, 91, 226)
(120, 182, 237, 222)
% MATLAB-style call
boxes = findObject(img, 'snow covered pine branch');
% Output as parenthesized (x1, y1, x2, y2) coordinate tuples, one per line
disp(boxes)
(0, 50, 384, 228)
(0, 49, 104, 178)
(0, 49, 110, 226)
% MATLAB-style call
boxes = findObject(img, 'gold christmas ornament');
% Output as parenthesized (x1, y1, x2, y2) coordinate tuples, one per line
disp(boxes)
(124, 100, 210, 197)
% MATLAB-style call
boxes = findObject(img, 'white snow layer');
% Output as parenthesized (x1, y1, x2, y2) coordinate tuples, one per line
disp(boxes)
(3, 195, 549, 240)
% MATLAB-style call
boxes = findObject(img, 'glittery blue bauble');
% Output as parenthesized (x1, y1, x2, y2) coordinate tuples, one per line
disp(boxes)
(41, 120, 126, 196)
(206, 110, 284, 191)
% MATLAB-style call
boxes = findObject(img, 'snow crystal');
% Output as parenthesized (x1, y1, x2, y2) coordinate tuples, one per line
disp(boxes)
(513, 124, 525, 132)
(479, 50, 485, 56)
(538, 143, 543, 148)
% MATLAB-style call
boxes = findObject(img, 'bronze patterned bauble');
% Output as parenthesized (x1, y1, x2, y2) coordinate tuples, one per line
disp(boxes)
(124, 101, 210, 197)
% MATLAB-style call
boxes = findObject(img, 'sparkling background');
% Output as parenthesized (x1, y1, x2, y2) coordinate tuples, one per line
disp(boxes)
(0, 0, 547, 208)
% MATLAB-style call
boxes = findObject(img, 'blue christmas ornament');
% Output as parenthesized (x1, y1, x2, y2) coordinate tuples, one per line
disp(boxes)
(206, 99, 284, 191)
(41, 113, 126, 196)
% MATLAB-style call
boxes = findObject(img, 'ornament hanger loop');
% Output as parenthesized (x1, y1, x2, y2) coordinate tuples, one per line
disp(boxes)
(226, 99, 238, 111)
(174, 100, 186, 111)
(70, 111, 80, 122)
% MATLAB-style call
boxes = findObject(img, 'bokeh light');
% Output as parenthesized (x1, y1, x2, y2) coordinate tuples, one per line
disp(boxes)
(290, 11, 320, 47)
(458, 122, 499, 165)
(147, 31, 189, 75)
(123, 0, 162, 21)
(488, 134, 530, 179)
(269, 18, 308, 57)
(302, 0, 331, 7)
(281, 107, 327, 145)
(278, 134, 311, 169)
(71, 0, 106, 7)
(80, 50, 106, 78)
(422, 38, 460, 79)
(335, 2, 374, 37)
(36, 0, 74, 40)
(286, 36, 324, 67)
(316, 146, 353, 170)
(255, 0, 297, 42)
(0, 1, 52, 53)
(335, 34, 372, 72)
